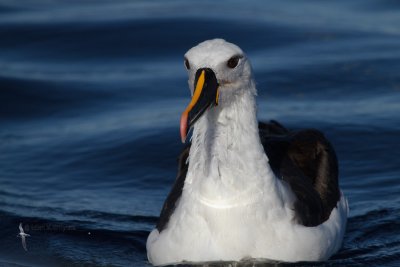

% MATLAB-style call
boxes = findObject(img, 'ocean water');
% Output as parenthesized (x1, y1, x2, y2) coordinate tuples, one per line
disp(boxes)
(1, 0, 400, 266)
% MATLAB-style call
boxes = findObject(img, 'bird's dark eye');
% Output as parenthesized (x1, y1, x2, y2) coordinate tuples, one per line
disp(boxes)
(184, 58, 190, 70)
(227, 55, 241, 69)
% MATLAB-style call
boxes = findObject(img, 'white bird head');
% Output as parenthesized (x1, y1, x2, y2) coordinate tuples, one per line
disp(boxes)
(180, 39, 255, 142)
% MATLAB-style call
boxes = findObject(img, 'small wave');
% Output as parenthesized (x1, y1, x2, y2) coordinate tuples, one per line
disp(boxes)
(65, 209, 158, 225)
(0, 210, 150, 266)
(0, 75, 113, 120)
(332, 208, 400, 265)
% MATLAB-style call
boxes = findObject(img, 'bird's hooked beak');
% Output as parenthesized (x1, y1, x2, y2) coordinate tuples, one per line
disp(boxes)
(180, 68, 219, 143)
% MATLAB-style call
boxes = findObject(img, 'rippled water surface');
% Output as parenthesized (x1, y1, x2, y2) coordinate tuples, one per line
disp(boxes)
(1, 0, 399, 266)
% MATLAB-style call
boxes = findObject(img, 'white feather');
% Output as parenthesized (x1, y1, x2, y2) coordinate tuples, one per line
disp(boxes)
(147, 39, 348, 266)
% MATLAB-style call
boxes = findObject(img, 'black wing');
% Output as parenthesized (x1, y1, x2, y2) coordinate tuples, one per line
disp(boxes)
(259, 121, 340, 226)
(156, 144, 190, 232)
(156, 120, 340, 231)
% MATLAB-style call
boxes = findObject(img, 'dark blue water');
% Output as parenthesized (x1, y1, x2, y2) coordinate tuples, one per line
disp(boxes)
(1, 0, 400, 266)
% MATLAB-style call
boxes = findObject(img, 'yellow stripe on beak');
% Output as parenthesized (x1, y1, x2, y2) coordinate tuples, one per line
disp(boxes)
(186, 70, 206, 114)
(180, 70, 206, 143)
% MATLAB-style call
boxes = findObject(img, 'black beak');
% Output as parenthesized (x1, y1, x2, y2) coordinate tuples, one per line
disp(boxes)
(180, 68, 219, 143)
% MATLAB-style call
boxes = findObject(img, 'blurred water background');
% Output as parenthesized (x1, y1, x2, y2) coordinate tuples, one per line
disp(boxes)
(0, 0, 399, 266)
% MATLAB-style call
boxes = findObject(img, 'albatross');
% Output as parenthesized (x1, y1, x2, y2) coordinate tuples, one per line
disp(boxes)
(147, 39, 348, 265)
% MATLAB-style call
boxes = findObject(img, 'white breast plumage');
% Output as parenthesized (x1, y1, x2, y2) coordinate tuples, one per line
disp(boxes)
(146, 38, 348, 266)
